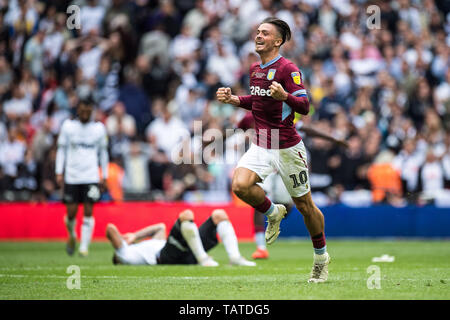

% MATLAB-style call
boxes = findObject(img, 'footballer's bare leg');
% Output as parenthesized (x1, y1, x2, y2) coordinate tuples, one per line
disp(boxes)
(83, 203, 93, 217)
(292, 192, 330, 283)
(66, 204, 78, 220)
(292, 192, 324, 236)
(64, 203, 78, 256)
(79, 202, 95, 257)
(232, 167, 287, 245)
(231, 168, 265, 206)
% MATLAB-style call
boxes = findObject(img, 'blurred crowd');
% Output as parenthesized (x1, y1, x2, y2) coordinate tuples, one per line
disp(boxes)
(0, 0, 449, 206)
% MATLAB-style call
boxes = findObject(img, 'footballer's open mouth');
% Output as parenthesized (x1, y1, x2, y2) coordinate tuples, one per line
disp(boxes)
(255, 41, 265, 48)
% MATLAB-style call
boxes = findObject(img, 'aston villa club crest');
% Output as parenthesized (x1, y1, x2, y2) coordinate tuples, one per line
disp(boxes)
(291, 71, 302, 85)
(267, 69, 276, 80)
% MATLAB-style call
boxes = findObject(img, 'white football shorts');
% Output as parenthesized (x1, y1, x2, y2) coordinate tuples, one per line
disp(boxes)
(236, 140, 310, 198)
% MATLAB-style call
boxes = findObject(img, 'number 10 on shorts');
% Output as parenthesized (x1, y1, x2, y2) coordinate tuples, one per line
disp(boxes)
(289, 171, 308, 188)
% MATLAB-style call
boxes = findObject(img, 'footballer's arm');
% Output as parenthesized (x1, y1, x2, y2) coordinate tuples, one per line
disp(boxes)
(98, 126, 109, 189)
(269, 81, 309, 115)
(299, 125, 349, 148)
(55, 146, 65, 187)
(124, 223, 167, 244)
(55, 122, 68, 187)
(216, 87, 252, 110)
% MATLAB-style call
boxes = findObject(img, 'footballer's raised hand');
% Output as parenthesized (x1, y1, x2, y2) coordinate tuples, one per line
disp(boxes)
(216, 87, 233, 103)
(269, 81, 288, 101)
(123, 232, 136, 244)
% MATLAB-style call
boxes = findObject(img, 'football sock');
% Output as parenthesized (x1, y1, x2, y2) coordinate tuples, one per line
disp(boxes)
(65, 216, 76, 239)
(217, 220, 240, 260)
(311, 232, 327, 255)
(254, 197, 277, 217)
(255, 231, 266, 250)
(180, 221, 208, 263)
(79, 216, 95, 252)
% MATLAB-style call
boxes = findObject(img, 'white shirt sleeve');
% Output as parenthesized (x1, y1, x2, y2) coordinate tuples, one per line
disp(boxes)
(99, 125, 109, 180)
(55, 121, 69, 175)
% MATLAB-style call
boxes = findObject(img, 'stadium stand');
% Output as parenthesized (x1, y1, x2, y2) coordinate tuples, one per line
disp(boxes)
(0, 0, 449, 207)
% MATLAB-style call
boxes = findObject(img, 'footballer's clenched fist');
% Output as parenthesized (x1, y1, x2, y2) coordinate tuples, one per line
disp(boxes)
(269, 81, 288, 101)
(216, 87, 232, 103)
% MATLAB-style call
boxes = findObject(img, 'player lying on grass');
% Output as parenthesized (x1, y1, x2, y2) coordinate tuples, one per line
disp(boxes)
(106, 209, 256, 267)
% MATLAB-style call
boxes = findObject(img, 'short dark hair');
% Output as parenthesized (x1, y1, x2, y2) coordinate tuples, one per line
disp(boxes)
(78, 95, 94, 107)
(112, 254, 120, 265)
(260, 17, 292, 46)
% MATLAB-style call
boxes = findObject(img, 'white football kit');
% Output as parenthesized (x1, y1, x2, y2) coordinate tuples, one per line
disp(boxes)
(56, 119, 109, 184)
(115, 239, 167, 265)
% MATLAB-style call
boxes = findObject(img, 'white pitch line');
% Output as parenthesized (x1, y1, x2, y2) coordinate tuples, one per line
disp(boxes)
(0, 274, 448, 282)
(0, 266, 131, 271)
(0, 274, 297, 281)
(0, 274, 119, 279)
(0, 264, 271, 270)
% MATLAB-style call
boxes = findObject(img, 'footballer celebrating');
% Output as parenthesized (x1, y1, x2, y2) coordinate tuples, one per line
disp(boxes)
(56, 97, 109, 257)
(216, 17, 330, 282)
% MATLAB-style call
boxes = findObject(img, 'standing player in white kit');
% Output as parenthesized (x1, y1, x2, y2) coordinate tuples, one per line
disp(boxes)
(56, 97, 109, 257)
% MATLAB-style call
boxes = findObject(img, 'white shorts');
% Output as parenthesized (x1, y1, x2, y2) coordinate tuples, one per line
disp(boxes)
(236, 140, 310, 198)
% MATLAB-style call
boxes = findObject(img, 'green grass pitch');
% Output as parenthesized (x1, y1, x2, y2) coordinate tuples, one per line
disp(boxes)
(0, 240, 448, 300)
